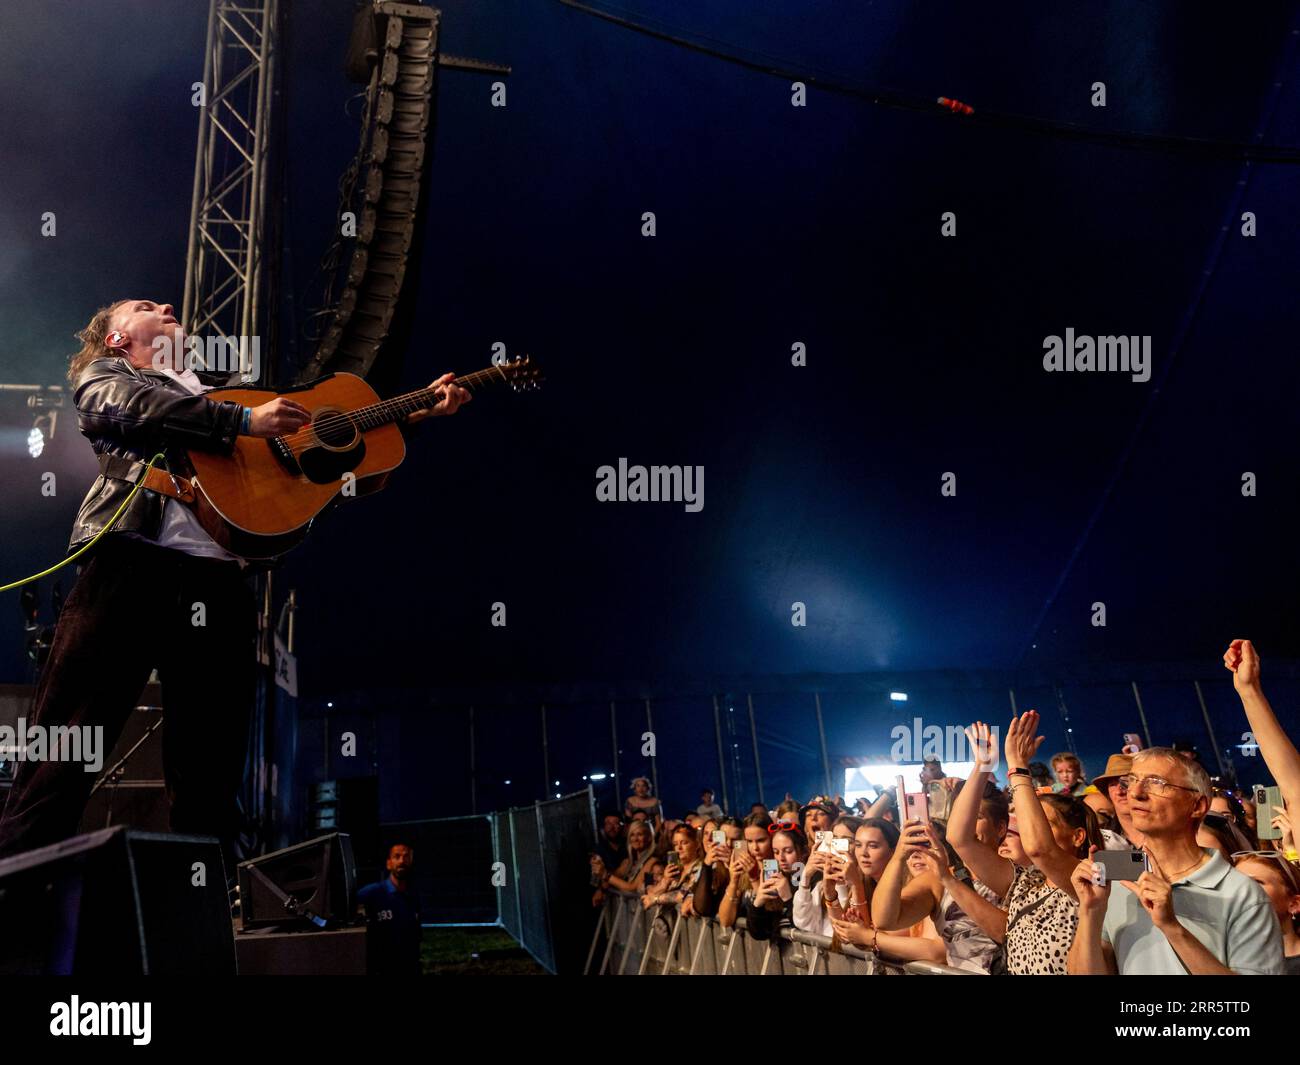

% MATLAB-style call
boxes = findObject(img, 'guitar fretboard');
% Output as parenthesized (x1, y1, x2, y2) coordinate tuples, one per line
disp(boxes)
(340, 365, 512, 431)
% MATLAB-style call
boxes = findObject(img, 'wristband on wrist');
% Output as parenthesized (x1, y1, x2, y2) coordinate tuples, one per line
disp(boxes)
(241, 406, 253, 434)
(1008, 767, 1032, 778)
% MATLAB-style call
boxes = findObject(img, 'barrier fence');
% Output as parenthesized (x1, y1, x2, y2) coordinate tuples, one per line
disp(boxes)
(384, 787, 598, 974)
(585, 889, 976, 976)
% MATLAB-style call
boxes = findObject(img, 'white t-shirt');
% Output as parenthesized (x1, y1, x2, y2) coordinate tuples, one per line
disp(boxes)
(121, 366, 246, 566)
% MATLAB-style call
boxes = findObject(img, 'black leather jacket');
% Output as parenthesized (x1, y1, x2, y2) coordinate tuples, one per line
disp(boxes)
(68, 357, 247, 554)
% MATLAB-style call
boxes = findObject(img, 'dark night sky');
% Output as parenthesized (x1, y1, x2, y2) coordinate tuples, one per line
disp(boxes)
(2, 1, 1298, 815)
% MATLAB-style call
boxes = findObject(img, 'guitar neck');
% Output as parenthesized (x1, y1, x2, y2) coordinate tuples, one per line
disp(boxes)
(345, 364, 515, 430)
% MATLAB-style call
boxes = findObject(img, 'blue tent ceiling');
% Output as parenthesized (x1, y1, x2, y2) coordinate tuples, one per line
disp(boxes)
(1, 1, 1297, 696)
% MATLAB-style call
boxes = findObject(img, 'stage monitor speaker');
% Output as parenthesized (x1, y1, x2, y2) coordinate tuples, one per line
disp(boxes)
(79, 781, 171, 835)
(238, 832, 356, 930)
(0, 826, 235, 975)
(235, 926, 367, 975)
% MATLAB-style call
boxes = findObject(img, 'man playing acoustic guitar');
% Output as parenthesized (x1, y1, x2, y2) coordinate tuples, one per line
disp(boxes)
(0, 298, 469, 889)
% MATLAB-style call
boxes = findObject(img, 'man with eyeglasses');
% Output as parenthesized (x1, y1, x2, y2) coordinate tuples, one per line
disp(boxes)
(1068, 747, 1283, 974)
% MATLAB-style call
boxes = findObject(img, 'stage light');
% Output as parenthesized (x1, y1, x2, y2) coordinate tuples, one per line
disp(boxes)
(326, 701, 333, 708)
(589, 773, 607, 781)
(890, 692, 908, 702)
(27, 421, 45, 458)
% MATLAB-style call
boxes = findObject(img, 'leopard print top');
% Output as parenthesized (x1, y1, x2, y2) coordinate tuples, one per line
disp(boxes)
(1005, 865, 1078, 975)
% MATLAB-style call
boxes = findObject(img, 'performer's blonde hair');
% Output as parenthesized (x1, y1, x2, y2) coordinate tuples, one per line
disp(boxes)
(67, 298, 132, 384)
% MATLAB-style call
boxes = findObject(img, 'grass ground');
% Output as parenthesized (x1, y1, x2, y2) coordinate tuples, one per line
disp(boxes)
(421, 926, 549, 976)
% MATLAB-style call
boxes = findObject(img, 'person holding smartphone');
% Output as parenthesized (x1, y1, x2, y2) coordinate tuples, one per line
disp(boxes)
(795, 816, 860, 935)
(745, 823, 807, 940)
(871, 769, 1009, 974)
(717, 812, 775, 929)
(822, 817, 948, 965)
(1067, 746, 1283, 975)
(595, 818, 657, 898)
(641, 823, 704, 912)
(691, 817, 744, 918)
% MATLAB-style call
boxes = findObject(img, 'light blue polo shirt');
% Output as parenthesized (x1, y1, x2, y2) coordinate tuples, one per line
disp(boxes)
(1101, 848, 1283, 974)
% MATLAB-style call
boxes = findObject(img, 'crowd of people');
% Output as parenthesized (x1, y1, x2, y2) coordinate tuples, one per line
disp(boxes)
(588, 639, 1300, 975)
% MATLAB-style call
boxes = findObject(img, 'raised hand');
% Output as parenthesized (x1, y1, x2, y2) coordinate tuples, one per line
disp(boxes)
(896, 820, 932, 859)
(964, 721, 999, 773)
(804, 849, 829, 881)
(1005, 710, 1046, 770)
(1223, 639, 1261, 691)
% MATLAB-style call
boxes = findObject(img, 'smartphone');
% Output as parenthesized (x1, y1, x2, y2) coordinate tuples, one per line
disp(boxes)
(1123, 733, 1142, 751)
(1254, 785, 1284, 840)
(732, 839, 745, 852)
(761, 858, 780, 880)
(926, 780, 949, 821)
(906, 789, 931, 824)
(711, 830, 726, 845)
(896, 774, 931, 835)
(1091, 849, 1148, 886)
(830, 836, 851, 856)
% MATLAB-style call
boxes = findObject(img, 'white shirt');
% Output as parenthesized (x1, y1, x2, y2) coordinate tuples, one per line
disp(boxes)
(121, 366, 246, 566)
(793, 877, 851, 937)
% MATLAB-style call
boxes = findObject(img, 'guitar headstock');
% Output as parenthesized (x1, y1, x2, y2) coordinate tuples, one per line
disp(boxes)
(500, 354, 543, 393)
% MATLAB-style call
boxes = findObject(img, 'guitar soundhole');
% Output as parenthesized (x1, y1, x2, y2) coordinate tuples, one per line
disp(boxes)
(312, 406, 358, 450)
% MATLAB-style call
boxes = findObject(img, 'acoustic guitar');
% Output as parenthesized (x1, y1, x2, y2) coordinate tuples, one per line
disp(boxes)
(183, 356, 541, 558)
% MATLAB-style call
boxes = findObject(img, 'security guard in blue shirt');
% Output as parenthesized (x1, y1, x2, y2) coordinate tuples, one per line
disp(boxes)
(358, 843, 422, 975)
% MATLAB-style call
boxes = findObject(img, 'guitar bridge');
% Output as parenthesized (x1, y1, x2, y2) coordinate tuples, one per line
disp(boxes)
(267, 436, 302, 477)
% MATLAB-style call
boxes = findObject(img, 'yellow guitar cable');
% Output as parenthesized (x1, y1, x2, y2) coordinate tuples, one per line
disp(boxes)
(0, 451, 167, 594)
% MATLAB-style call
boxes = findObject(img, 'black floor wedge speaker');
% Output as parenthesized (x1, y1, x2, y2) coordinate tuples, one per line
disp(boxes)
(0, 826, 235, 975)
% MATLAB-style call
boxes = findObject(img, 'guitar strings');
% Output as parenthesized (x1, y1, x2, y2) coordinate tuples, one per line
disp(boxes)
(276, 365, 514, 453)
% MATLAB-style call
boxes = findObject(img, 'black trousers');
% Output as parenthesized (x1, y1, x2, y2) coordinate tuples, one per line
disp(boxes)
(0, 535, 256, 885)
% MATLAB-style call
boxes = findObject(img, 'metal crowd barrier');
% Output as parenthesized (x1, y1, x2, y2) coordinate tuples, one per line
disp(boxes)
(584, 890, 978, 975)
